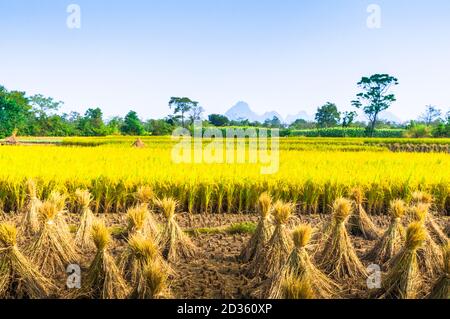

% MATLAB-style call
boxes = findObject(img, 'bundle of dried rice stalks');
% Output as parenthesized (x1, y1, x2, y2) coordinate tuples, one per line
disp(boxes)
(269, 224, 340, 299)
(129, 262, 171, 299)
(74, 189, 95, 250)
(156, 198, 197, 262)
(248, 200, 293, 278)
(366, 199, 406, 266)
(319, 198, 367, 281)
(0, 223, 55, 298)
(347, 188, 380, 240)
(21, 179, 42, 236)
(410, 204, 444, 279)
(240, 192, 274, 263)
(410, 191, 433, 206)
(428, 242, 449, 299)
(47, 191, 72, 242)
(28, 201, 79, 276)
(136, 185, 154, 206)
(77, 220, 129, 299)
(120, 234, 171, 284)
(373, 222, 426, 299)
(125, 205, 159, 242)
(281, 275, 315, 299)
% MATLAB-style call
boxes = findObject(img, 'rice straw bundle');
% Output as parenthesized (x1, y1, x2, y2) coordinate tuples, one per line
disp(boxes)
(156, 198, 197, 262)
(281, 275, 315, 299)
(366, 199, 406, 266)
(374, 222, 426, 299)
(347, 188, 380, 240)
(0, 223, 55, 298)
(120, 234, 171, 284)
(428, 242, 449, 299)
(319, 198, 367, 281)
(248, 200, 293, 278)
(410, 204, 444, 280)
(240, 192, 274, 262)
(269, 224, 339, 299)
(125, 205, 159, 242)
(78, 220, 129, 299)
(21, 179, 42, 236)
(136, 185, 154, 206)
(129, 262, 171, 299)
(47, 191, 72, 243)
(28, 201, 79, 276)
(74, 189, 95, 250)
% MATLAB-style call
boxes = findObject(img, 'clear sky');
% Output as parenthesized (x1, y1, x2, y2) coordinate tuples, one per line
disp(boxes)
(1, 0, 449, 121)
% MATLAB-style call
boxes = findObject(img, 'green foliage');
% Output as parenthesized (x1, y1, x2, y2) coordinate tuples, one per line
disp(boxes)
(208, 114, 230, 126)
(315, 102, 340, 128)
(0, 86, 31, 138)
(290, 127, 404, 138)
(121, 111, 146, 135)
(169, 97, 199, 127)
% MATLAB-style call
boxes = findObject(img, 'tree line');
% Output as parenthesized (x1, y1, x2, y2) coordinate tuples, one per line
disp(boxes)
(1, 74, 449, 138)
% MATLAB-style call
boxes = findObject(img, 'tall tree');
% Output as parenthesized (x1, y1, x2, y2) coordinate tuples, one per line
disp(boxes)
(78, 108, 107, 136)
(121, 111, 146, 135)
(419, 105, 442, 125)
(341, 111, 357, 127)
(315, 102, 340, 128)
(169, 97, 199, 127)
(352, 74, 399, 137)
(208, 114, 230, 126)
(0, 86, 31, 138)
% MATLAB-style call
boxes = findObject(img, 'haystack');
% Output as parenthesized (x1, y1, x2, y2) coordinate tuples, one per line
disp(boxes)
(132, 138, 145, 148)
(373, 222, 426, 299)
(240, 192, 274, 263)
(4, 129, 18, 145)
(0, 223, 55, 298)
(347, 188, 380, 240)
(77, 220, 129, 299)
(125, 205, 159, 242)
(366, 199, 406, 266)
(130, 262, 171, 299)
(248, 200, 293, 278)
(319, 198, 367, 281)
(269, 224, 340, 299)
(156, 198, 197, 262)
(74, 189, 95, 250)
(428, 242, 449, 299)
(28, 201, 79, 276)
(21, 179, 42, 236)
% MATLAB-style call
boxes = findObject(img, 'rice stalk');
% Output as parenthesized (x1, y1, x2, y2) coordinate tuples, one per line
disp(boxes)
(428, 242, 449, 299)
(240, 192, 274, 262)
(20, 179, 42, 236)
(366, 199, 406, 266)
(0, 223, 55, 298)
(129, 261, 171, 299)
(156, 198, 197, 262)
(74, 189, 95, 250)
(125, 205, 159, 242)
(347, 187, 381, 240)
(319, 198, 367, 281)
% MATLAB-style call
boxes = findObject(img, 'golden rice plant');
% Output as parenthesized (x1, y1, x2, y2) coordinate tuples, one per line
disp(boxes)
(74, 189, 95, 250)
(77, 220, 129, 299)
(240, 192, 274, 262)
(410, 204, 444, 280)
(248, 200, 293, 278)
(366, 199, 406, 266)
(269, 224, 340, 299)
(136, 185, 154, 206)
(156, 197, 197, 262)
(373, 222, 426, 299)
(0, 223, 55, 298)
(428, 242, 449, 299)
(281, 275, 315, 299)
(319, 198, 367, 281)
(27, 201, 79, 276)
(347, 187, 380, 240)
(20, 179, 42, 236)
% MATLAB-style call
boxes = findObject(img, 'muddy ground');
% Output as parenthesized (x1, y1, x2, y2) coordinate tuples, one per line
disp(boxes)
(1, 212, 449, 299)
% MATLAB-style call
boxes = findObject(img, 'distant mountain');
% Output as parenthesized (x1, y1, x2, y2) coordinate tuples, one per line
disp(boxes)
(225, 102, 283, 123)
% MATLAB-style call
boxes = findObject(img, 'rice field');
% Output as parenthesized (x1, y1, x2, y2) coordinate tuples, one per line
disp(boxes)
(0, 137, 448, 299)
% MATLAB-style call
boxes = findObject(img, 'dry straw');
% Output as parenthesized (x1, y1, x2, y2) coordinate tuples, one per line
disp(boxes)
(319, 198, 367, 281)
(240, 193, 274, 262)
(428, 242, 449, 299)
(374, 222, 426, 299)
(269, 224, 340, 299)
(249, 200, 293, 278)
(78, 220, 129, 299)
(28, 201, 79, 276)
(156, 197, 197, 262)
(0, 223, 55, 298)
(74, 189, 95, 250)
(410, 204, 444, 280)
(47, 191, 73, 243)
(347, 188, 380, 240)
(125, 205, 159, 242)
(130, 261, 171, 299)
(21, 179, 42, 236)
(366, 199, 406, 266)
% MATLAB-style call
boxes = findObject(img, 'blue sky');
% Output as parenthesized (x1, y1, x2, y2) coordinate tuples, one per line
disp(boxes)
(1, 0, 449, 121)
